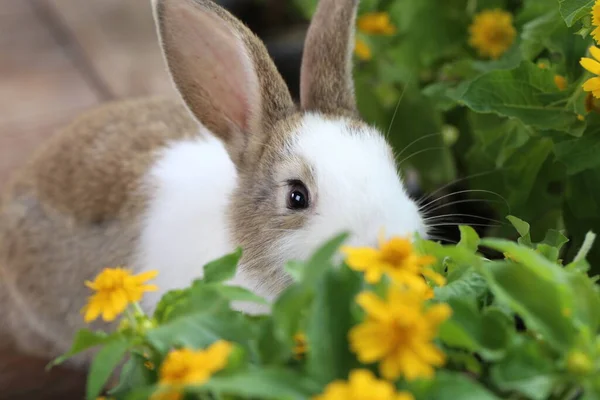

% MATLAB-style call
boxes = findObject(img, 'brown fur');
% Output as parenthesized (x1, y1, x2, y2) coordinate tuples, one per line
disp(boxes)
(0, 97, 198, 377)
(300, 0, 359, 116)
(157, 0, 296, 170)
(0, 0, 361, 396)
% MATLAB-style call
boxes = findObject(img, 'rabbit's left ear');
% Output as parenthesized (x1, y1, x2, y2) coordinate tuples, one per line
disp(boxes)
(300, 0, 359, 117)
(155, 0, 295, 166)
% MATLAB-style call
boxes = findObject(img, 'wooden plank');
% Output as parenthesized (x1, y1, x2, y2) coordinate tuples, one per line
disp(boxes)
(0, 4, 100, 190)
(45, 0, 177, 99)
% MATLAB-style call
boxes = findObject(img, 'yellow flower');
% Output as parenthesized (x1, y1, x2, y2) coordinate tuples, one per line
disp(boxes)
(578, 114, 585, 121)
(293, 332, 308, 359)
(354, 38, 372, 61)
(468, 9, 516, 59)
(150, 391, 182, 400)
(566, 350, 594, 374)
(537, 62, 549, 69)
(580, 46, 600, 98)
(82, 268, 158, 322)
(341, 235, 443, 288)
(313, 369, 414, 400)
(357, 12, 396, 35)
(592, 0, 600, 44)
(554, 75, 567, 91)
(349, 287, 451, 381)
(159, 341, 232, 387)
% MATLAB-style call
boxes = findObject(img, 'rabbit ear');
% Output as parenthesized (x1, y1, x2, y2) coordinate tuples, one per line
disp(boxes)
(156, 0, 295, 166)
(300, 0, 359, 116)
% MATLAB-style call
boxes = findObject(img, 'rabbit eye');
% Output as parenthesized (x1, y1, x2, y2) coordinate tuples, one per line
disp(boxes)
(287, 180, 310, 210)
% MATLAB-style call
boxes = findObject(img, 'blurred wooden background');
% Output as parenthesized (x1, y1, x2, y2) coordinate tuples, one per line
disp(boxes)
(0, 0, 180, 191)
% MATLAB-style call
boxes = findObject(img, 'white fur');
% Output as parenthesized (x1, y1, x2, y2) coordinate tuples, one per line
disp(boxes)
(276, 114, 426, 262)
(136, 134, 237, 312)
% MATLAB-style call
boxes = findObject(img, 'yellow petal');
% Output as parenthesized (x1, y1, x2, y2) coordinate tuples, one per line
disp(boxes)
(422, 268, 446, 286)
(354, 38, 372, 61)
(554, 75, 567, 91)
(590, 46, 600, 62)
(581, 57, 600, 75)
(396, 392, 416, 400)
(583, 77, 600, 92)
(398, 350, 435, 381)
(82, 301, 101, 323)
(134, 270, 159, 283)
(363, 265, 385, 283)
(425, 303, 453, 326)
(348, 322, 394, 362)
(141, 284, 159, 292)
(355, 292, 390, 320)
(85, 280, 98, 290)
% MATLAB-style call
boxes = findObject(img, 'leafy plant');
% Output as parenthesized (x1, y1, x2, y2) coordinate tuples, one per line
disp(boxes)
(292, 0, 600, 274)
(53, 219, 600, 400)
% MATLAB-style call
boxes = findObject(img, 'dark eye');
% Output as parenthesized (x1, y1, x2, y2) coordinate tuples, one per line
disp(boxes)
(287, 180, 310, 210)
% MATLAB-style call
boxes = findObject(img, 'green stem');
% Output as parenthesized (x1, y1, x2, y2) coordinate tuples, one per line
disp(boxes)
(132, 302, 146, 317)
(574, 231, 597, 262)
(125, 306, 139, 330)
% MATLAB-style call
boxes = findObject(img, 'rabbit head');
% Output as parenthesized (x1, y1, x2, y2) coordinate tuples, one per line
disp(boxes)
(155, 0, 426, 299)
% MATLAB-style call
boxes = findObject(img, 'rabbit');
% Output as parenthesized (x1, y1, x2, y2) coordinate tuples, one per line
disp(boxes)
(0, 0, 427, 380)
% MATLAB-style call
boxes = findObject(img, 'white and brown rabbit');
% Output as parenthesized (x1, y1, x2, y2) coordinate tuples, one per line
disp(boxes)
(0, 0, 426, 385)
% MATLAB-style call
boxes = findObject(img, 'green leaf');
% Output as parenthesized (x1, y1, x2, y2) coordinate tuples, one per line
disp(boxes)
(194, 368, 321, 399)
(108, 353, 155, 398)
(146, 309, 257, 355)
(457, 61, 585, 135)
(439, 299, 511, 359)
(480, 241, 577, 350)
(554, 125, 600, 175)
(490, 336, 558, 400)
(86, 339, 130, 400)
(541, 229, 570, 250)
(566, 271, 600, 332)
(284, 260, 305, 282)
(434, 268, 488, 303)
(203, 247, 242, 283)
(306, 265, 362, 384)
(438, 298, 482, 352)
(272, 284, 314, 347)
(210, 284, 268, 306)
(520, 10, 568, 60)
(507, 215, 533, 247)
(457, 225, 481, 253)
(416, 371, 501, 400)
(302, 232, 349, 284)
(153, 288, 191, 323)
(558, 0, 594, 27)
(49, 330, 113, 368)
(254, 317, 291, 364)
(536, 229, 570, 262)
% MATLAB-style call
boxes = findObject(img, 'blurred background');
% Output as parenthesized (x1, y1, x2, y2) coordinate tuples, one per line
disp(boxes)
(0, 0, 309, 190)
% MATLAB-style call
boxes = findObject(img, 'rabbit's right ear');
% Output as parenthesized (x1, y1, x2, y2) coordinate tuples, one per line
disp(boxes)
(155, 0, 295, 167)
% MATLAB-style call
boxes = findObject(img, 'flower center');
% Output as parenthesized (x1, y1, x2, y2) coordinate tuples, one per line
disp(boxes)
(486, 27, 510, 44)
(390, 320, 411, 347)
(380, 244, 410, 265)
(96, 271, 128, 291)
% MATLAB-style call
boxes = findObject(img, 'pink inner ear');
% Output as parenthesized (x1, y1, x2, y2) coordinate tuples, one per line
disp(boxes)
(164, 1, 260, 133)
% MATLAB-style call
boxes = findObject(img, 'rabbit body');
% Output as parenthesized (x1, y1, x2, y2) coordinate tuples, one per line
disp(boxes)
(0, 0, 426, 375)
(0, 97, 223, 358)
